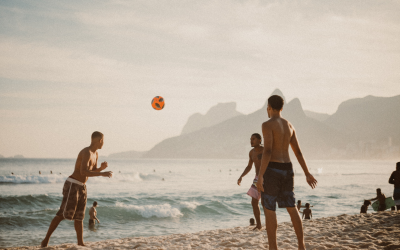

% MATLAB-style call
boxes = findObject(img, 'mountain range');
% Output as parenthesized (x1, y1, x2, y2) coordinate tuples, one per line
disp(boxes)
(109, 89, 400, 159)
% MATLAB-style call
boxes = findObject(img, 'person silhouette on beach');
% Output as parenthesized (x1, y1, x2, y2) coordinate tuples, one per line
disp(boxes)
(237, 133, 264, 230)
(250, 218, 255, 226)
(256, 95, 318, 250)
(41, 131, 113, 247)
(89, 201, 100, 226)
(367, 188, 387, 212)
(360, 200, 371, 214)
(302, 203, 312, 220)
(389, 162, 400, 211)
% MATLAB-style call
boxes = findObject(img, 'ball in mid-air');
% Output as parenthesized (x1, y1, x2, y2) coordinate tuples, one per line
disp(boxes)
(151, 96, 165, 110)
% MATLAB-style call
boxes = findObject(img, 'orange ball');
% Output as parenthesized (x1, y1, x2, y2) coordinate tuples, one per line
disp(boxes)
(151, 96, 165, 110)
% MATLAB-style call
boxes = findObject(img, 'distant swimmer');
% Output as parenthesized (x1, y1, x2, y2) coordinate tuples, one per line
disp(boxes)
(11, 172, 14, 175)
(162, 178, 165, 181)
(360, 200, 371, 214)
(153, 169, 156, 172)
(51, 171, 53, 174)
(389, 162, 400, 211)
(302, 203, 312, 220)
(89, 201, 100, 226)
(39, 171, 41, 175)
(367, 188, 387, 212)
(41, 131, 113, 247)
(256, 95, 318, 250)
(237, 133, 264, 230)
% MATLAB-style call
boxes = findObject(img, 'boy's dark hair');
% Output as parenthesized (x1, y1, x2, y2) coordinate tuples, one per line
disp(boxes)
(252, 133, 261, 140)
(93, 201, 98, 206)
(305, 203, 310, 208)
(92, 131, 104, 140)
(364, 200, 371, 206)
(268, 95, 284, 110)
(249, 218, 255, 225)
(397, 162, 400, 171)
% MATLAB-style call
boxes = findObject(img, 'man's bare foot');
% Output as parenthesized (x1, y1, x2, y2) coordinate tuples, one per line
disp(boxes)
(252, 225, 262, 230)
(41, 239, 49, 247)
(78, 243, 86, 246)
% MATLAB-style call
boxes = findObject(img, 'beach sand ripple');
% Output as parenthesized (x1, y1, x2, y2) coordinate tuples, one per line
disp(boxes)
(6, 212, 400, 250)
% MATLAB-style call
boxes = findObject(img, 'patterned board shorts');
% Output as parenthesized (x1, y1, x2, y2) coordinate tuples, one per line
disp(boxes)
(56, 178, 87, 221)
(261, 162, 295, 211)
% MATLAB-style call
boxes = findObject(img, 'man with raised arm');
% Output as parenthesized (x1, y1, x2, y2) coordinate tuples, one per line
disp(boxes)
(41, 131, 113, 247)
(256, 95, 317, 250)
(237, 133, 264, 230)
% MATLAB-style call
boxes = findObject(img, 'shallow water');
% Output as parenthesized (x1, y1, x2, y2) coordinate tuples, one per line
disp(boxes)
(0, 158, 396, 248)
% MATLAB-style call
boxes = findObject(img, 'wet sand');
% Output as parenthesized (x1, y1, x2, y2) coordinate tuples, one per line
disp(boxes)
(7, 211, 400, 250)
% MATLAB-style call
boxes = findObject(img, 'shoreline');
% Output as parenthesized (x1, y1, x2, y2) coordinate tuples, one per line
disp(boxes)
(6, 211, 400, 250)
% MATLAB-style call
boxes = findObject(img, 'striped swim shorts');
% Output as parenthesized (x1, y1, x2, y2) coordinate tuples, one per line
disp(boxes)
(56, 177, 87, 221)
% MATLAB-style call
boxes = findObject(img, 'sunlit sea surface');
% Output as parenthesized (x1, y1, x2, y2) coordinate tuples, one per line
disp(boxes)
(0, 158, 397, 248)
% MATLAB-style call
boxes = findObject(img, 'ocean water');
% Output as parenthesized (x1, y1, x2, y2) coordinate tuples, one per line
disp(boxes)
(0, 158, 397, 248)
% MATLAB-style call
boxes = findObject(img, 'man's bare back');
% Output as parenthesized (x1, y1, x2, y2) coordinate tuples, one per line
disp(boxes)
(89, 206, 97, 220)
(262, 117, 293, 163)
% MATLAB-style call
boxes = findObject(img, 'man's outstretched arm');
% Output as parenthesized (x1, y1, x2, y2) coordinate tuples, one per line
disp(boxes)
(238, 152, 253, 185)
(289, 128, 317, 189)
(256, 122, 273, 192)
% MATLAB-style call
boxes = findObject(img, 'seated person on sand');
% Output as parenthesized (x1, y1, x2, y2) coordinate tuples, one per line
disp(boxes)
(360, 200, 371, 214)
(389, 162, 400, 211)
(367, 188, 386, 212)
(302, 203, 312, 220)
(89, 201, 100, 226)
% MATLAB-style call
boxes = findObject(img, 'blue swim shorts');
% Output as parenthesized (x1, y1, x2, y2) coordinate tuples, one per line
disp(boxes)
(261, 162, 295, 211)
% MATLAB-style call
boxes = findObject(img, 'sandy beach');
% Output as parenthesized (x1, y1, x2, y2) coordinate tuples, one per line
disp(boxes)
(6, 211, 400, 250)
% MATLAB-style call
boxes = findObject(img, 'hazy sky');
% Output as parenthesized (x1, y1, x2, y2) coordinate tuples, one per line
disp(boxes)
(1, 0, 400, 158)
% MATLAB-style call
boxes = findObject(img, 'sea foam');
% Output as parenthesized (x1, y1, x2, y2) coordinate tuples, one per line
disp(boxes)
(115, 202, 183, 218)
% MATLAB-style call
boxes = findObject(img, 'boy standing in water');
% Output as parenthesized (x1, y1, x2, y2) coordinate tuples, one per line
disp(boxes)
(89, 201, 100, 226)
(302, 203, 312, 220)
(41, 132, 113, 247)
(237, 133, 264, 230)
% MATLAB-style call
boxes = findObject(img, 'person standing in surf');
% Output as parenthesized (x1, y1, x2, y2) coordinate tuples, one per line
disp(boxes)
(256, 95, 318, 250)
(237, 133, 264, 230)
(41, 131, 113, 247)
(89, 201, 100, 226)
(389, 162, 400, 211)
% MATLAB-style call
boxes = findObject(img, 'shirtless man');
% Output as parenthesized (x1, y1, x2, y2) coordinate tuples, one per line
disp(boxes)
(256, 95, 318, 250)
(41, 131, 113, 247)
(389, 162, 400, 211)
(367, 188, 387, 212)
(89, 201, 100, 226)
(237, 133, 264, 230)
